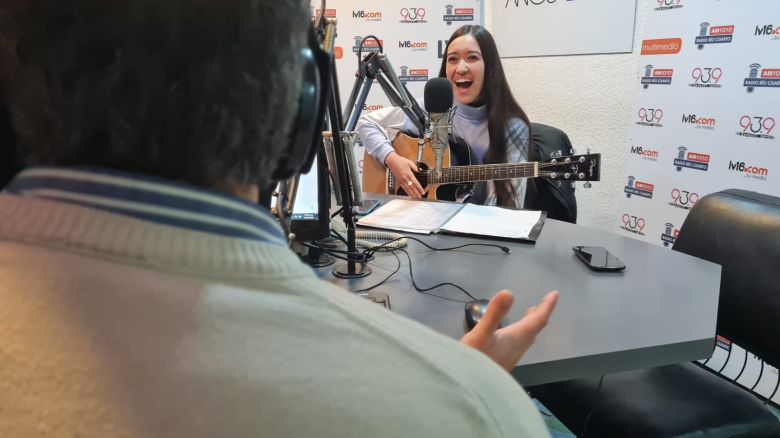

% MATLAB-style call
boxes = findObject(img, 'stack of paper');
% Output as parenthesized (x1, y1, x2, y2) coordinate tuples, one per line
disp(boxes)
(357, 199, 545, 241)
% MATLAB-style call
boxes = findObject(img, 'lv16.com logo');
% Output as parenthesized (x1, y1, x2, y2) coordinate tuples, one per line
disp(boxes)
(620, 214, 646, 236)
(728, 161, 769, 181)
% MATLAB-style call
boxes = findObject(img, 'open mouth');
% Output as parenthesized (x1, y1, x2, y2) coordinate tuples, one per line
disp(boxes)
(455, 79, 473, 90)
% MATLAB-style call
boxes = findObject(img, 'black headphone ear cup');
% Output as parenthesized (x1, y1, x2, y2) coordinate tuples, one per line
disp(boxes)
(271, 30, 331, 182)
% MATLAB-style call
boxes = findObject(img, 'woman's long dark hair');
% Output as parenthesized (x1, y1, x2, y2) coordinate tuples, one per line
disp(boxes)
(438, 25, 531, 208)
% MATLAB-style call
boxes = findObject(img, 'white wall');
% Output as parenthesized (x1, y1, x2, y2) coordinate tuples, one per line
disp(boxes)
(485, 0, 648, 231)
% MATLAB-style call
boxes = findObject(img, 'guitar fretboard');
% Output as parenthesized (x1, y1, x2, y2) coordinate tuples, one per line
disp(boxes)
(419, 162, 539, 184)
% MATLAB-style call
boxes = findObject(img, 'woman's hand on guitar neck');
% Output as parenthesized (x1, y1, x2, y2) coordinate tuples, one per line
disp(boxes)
(385, 152, 425, 198)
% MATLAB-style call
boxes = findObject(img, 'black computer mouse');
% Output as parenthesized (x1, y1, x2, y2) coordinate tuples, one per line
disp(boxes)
(464, 299, 491, 331)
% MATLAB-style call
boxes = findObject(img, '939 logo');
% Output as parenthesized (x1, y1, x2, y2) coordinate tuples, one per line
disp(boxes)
(669, 188, 699, 210)
(736, 115, 775, 140)
(636, 107, 664, 127)
(655, 0, 682, 11)
(399, 7, 427, 23)
(689, 67, 723, 88)
(620, 214, 647, 236)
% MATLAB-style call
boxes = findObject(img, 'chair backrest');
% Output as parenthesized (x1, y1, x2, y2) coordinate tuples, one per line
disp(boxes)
(673, 189, 780, 369)
(525, 123, 577, 223)
(0, 102, 18, 188)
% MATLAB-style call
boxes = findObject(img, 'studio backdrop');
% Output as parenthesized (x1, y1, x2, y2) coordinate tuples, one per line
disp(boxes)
(310, 0, 483, 178)
(617, 0, 779, 404)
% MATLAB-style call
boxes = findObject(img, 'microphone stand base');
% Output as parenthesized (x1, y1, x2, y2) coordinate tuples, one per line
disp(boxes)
(332, 263, 372, 279)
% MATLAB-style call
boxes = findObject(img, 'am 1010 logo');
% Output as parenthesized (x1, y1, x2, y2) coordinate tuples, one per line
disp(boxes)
(641, 65, 673, 89)
(655, 0, 682, 11)
(695, 23, 734, 50)
(443, 5, 474, 26)
(620, 213, 646, 236)
(669, 188, 699, 210)
(674, 147, 710, 172)
(736, 116, 775, 140)
(661, 223, 679, 247)
(689, 67, 723, 88)
(636, 108, 663, 127)
(624, 176, 654, 199)
(352, 36, 383, 53)
(728, 160, 769, 181)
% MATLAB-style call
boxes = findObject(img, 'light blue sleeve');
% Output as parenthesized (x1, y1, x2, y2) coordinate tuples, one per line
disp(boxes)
(355, 99, 423, 165)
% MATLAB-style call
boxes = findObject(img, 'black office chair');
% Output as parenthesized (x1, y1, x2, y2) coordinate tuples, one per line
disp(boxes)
(524, 123, 577, 223)
(0, 102, 19, 188)
(530, 190, 780, 437)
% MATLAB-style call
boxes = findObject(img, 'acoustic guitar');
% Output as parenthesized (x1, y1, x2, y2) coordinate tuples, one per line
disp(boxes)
(362, 132, 601, 201)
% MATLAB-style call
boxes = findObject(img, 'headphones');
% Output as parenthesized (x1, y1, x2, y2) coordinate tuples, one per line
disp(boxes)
(270, 26, 332, 182)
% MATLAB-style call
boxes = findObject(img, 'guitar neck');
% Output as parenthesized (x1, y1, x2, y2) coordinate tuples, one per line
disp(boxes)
(423, 162, 539, 185)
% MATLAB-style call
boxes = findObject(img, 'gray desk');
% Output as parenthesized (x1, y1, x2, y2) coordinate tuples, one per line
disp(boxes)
(319, 200, 721, 386)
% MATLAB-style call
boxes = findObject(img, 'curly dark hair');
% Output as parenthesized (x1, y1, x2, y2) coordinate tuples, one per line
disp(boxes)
(0, 0, 309, 191)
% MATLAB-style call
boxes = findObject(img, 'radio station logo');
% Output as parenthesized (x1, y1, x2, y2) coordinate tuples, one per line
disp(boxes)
(624, 176, 655, 199)
(443, 5, 474, 25)
(689, 67, 723, 88)
(311, 8, 337, 18)
(737, 115, 775, 140)
(755, 24, 780, 40)
(398, 40, 429, 52)
(506, 0, 557, 6)
(362, 104, 385, 112)
(352, 10, 383, 22)
(654, 0, 683, 11)
(352, 36, 383, 53)
(400, 7, 427, 23)
(641, 65, 673, 88)
(620, 213, 646, 236)
(674, 147, 710, 172)
(695, 23, 735, 50)
(630, 146, 660, 161)
(661, 223, 679, 247)
(728, 160, 769, 181)
(333, 47, 343, 60)
(636, 107, 664, 127)
(682, 113, 716, 130)
(398, 66, 429, 82)
(640, 38, 682, 55)
(744, 63, 780, 92)
(669, 188, 699, 210)
(716, 335, 732, 351)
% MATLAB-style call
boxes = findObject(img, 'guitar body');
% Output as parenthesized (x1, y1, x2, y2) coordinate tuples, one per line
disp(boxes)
(361, 132, 452, 200)
(360, 133, 602, 202)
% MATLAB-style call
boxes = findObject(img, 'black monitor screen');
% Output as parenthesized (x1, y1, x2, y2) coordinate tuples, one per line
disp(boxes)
(289, 147, 330, 242)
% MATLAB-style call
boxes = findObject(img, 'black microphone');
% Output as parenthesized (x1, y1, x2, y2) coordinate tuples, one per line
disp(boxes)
(424, 78, 454, 176)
